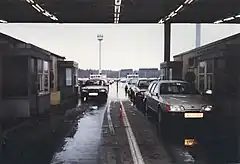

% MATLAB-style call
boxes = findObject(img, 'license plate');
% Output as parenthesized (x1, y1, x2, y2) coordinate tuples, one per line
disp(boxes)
(184, 113, 203, 118)
(89, 93, 98, 96)
(184, 139, 195, 146)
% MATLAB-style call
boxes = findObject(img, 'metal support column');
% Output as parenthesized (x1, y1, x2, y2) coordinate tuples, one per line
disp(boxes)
(164, 23, 171, 79)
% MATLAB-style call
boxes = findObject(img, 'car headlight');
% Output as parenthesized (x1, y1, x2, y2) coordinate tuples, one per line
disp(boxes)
(167, 105, 185, 112)
(100, 89, 106, 92)
(201, 105, 212, 111)
(82, 89, 87, 92)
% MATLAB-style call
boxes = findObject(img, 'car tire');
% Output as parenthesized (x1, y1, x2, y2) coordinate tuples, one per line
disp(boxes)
(101, 94, 108, 103)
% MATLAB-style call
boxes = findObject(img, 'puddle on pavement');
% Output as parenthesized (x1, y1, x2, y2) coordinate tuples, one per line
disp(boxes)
(50, 103, 107, 164)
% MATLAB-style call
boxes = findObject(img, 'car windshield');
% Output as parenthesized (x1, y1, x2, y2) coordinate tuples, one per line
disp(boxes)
(138, 80, 152, 89)
(160, 82, 200, 95)
(84, 79, 105, 86)
(131, 79, 138, 85)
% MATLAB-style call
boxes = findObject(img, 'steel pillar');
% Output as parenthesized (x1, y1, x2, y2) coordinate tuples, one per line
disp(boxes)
(164, 23, 171, 62)
(196, 24, 201, 48)
(164, 23, 171, 80)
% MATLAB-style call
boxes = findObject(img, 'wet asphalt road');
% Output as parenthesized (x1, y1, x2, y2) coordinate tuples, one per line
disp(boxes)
(49, 82, 206, 164)
(50, 83, 124, 164)
(49, 82, 236, 164)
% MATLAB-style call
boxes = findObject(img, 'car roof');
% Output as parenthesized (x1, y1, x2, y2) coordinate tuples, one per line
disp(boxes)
(159, 80, 188, 83)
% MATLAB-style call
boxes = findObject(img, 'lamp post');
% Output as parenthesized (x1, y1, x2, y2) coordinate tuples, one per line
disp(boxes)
(97, 34, 103, 74)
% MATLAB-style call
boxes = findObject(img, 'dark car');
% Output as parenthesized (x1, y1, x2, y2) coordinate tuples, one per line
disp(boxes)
(143, 80, 213, 134)
(80, 78, 109, 102)
(131, 78, 158, 107)
(126, 78, 138, 99)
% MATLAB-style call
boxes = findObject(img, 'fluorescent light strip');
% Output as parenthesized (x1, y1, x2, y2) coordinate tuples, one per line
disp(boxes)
(114, 0, 122, 23)
(32, 5, 41, 12)
(224, 17, 234, 21)
(158, 0, 195, 23)
(0, 20, 7, 23)
(214, 13, 240, 23)
(25, 0, 58, 21)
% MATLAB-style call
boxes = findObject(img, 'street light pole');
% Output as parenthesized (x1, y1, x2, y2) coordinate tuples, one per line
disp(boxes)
(97, 34, 103, 74)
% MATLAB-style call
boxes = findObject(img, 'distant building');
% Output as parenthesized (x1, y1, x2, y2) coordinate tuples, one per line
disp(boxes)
(138, 68, 160, 78)
(78, 69, 119, 78)
(120, 69, 133, 77)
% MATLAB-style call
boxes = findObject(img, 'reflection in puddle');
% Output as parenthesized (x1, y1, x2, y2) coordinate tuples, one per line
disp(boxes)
(50, 104, 106, 164)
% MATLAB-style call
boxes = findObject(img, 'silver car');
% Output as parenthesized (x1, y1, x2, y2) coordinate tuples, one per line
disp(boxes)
(144, 80, 213, 133)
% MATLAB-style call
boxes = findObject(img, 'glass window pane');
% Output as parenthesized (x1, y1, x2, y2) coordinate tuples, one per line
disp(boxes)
(207, 60, 213, 73)
(199, 75, 205, 92)
(199, 61, 206, 73)
(37, 59, 43, 72)
(66, 68, 72, 86)
(207, 75, 213, 90)
(37, 74, 42, 91)
(30, 58, 35, 73)
(43, 61, 49, 73)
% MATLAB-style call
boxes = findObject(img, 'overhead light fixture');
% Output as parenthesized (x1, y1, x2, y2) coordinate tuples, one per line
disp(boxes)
(26, 0, 34, 4)
(186, 0, 194, 4)
(175, 5, 184, 13)
(113, 0, 122, 23)
(235, 14, 240, 18)
(32, 5, 41, 12)
(158, 19, 164, 23)
(158, 0, 195, 24)
(25, 0, 59, 21)
(35, 4, 44, 12)
(224, 17, 234, 21)
(115, 0, 121, 6)
(214, 13, 240, 23)
(171, 13, 177, 17)
(214, 20, 223, 24)
(0, 20, 7, 23)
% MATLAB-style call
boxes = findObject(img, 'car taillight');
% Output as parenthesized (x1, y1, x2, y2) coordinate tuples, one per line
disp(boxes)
(166, 104, 171, 112)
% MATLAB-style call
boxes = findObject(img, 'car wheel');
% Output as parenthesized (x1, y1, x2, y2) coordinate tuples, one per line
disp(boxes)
(101, 94, 108, 103)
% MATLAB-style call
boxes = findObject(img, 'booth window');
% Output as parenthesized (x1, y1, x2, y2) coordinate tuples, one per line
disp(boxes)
(188, 58, 194, 67)
(66, 68, 72, 86)
(37, 59, 50, 94)
(198, 60, 214, 92)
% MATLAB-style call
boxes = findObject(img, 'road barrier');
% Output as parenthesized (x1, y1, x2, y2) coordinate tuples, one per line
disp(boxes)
(120, 103, 123, 121)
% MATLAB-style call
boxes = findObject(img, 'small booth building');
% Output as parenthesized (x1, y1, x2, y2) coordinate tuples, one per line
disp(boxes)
(0, 33, 79, 119)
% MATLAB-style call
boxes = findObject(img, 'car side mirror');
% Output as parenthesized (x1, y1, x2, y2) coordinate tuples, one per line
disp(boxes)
(205, 90, 212, 95)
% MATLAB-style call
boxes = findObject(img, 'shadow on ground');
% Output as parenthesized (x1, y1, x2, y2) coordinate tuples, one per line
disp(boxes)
(0, 103, 84, 164)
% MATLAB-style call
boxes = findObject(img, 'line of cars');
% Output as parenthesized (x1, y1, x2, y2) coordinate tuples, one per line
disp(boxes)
(126, 78, 213, 136)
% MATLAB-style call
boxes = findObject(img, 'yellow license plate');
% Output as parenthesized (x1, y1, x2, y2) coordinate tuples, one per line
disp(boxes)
(184, 139, 195, 146)
(184, 113, 203, 118)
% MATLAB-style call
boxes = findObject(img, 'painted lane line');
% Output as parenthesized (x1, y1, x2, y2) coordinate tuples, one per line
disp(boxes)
(120, 101, 145, 164)
(107, 101, 115, 135)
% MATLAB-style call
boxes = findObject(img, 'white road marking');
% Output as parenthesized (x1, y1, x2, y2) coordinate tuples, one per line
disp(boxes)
(107, 101, 115, 135)
(120, 101, 145, 164)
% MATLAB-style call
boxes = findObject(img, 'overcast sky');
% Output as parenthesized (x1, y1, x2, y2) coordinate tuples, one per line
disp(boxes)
(0, 23, 240, 70)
